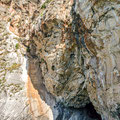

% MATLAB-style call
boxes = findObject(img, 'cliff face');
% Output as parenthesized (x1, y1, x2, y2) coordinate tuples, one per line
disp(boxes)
(0, 0, 120, 120)
(0, 2, 32, 119)
(32, 0, 90, 108)
(74, 0, 120, 119)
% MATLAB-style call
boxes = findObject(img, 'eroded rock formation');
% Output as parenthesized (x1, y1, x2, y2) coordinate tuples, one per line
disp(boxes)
(74, 0, 120, 119)
(0, 0, 120, 120)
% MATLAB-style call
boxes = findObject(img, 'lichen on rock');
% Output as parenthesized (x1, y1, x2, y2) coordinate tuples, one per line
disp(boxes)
(31, 0, 90, 108)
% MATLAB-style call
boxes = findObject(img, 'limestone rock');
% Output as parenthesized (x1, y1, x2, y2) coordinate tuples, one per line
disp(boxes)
(0, 1, 53, 120)
(1, 0, 120, 119)
(32, 0, 90, 108)
(0, 4, 32, 119)
(0, 0, 97, 120)
(74, 0, 120, 119)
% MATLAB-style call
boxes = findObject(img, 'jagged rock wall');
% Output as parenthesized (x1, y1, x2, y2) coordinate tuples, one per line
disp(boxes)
(31, 0, 120, 119)
(0, 0, 120, 120)
(0, 2, 32, 119)
(0, 0, 100, 120)
(32, 0, 90, 108)
(0, 1, 54, 120)
(74, 0, 120, 119)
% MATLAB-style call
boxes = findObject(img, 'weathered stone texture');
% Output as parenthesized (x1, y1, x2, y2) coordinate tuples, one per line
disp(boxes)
(74, 0, 120, 119)
(0, 0, 96, 120)
(0, 0, 120, 120)
(0, 2, 32, 119)
(32, 0, 90, 108)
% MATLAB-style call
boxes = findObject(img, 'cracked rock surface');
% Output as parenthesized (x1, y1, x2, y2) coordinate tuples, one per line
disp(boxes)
(0, 0, 120, 120)
(74, 0, 120, 119)
(0, 2, 32, 119)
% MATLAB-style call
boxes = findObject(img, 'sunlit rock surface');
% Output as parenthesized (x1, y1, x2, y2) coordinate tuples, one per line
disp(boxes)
(0, 0, 97, 120)
(0, 1, 53, 120)
(32, 0, 90, 108)
(74, 0, 120, 119)
(0, 2, 32, 119)
(0, 0, 120, 120)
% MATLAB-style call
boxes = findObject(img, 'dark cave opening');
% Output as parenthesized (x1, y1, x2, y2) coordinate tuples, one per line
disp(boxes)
(55, 101, 102, 120)
(85, 103, 102, 120)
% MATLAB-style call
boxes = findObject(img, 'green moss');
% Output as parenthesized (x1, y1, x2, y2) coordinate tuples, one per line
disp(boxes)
(26, 47, 30, 52)
(41, 0, 53, 9)
(7, 18, 11, 22)
(7, 84, 23, 94)
(40, 12, 43, 17)
(40, 58, 45, 63)
(41, 3, 46, 9)
(6, 63, 21, 72)
(15, 43, 19, 49)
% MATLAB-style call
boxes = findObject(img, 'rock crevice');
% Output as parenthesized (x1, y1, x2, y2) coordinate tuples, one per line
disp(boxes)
(0, 0, 120, 120)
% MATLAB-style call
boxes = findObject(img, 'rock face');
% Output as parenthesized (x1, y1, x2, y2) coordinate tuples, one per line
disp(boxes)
(73, 0, 120, 119)
(0, 0, 120, 120)
(0, 0, 98, 120)
(32, 0, 90, 108)
(0, 2, 32, 119)
(0, 1, 53, 120)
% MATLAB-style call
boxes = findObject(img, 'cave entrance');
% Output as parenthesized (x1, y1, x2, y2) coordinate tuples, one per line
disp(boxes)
(85, 103, 102, 120)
